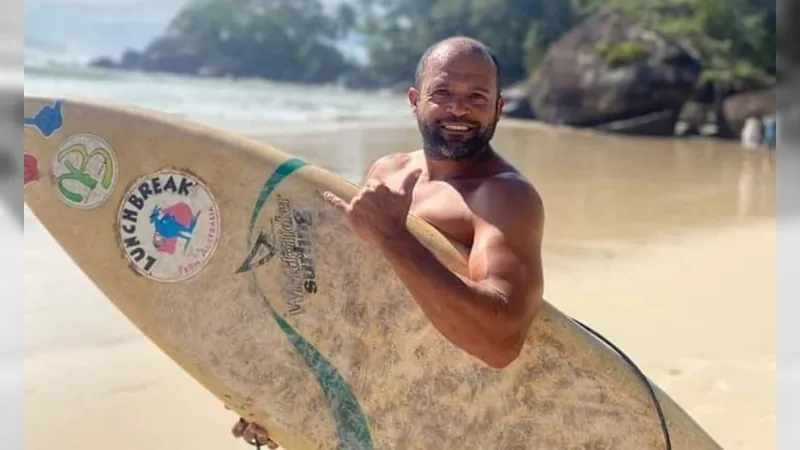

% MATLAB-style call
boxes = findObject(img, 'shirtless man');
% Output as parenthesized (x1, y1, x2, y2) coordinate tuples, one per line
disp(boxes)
(232, 36, 546, 448)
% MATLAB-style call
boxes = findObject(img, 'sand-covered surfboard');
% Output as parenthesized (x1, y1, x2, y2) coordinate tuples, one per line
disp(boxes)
(23, 95, 722, 449)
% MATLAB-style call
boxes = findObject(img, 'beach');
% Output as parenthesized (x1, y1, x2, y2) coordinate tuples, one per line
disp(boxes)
(23, 114, 775, 450)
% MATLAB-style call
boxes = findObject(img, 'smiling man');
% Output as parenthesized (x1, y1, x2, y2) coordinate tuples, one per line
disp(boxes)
(232, 36, 546, 448)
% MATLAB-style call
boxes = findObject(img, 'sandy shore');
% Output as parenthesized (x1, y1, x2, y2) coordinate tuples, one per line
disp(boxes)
(24, 120, 775, 450)
(545, 221, 775, 449)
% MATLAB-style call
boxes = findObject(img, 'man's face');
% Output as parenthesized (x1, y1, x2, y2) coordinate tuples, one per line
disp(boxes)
(409, 52, 503, 161)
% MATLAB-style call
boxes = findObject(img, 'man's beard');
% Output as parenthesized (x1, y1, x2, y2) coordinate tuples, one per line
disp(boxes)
(417, 115, 498, 161)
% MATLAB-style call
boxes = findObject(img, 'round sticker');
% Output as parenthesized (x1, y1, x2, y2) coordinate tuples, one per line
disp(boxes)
(117, 170, 221, 283)
(52, 133, 119, 209)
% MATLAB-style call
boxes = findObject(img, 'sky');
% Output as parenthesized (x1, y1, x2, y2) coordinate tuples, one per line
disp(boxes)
(24, 0, 189, 59)
(23, 0, 363, 63)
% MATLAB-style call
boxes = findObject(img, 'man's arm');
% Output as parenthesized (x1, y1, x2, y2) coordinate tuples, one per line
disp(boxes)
(378, 176, 545, 369)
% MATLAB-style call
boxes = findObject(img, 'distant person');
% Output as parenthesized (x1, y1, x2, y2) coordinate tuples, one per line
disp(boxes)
(741, 116, 763, 149)
(763, 114, 776, 150)
(230, 36, 546, 448)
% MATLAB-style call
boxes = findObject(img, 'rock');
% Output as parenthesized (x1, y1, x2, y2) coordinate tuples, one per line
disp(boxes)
(529, 11, 703, 134)
(137, 37, 206, 75)
(89, 50, 144, 72)
(595, 109, 678, 136)
(677, 101, 710, 136)
(89, 57, 116, 69)
(502, 99, 535, 119)
(89, 37, 208, 76)
(501, 80, 535, 119)
(118, 50, 143, 71)
(718, 87, 776, 138)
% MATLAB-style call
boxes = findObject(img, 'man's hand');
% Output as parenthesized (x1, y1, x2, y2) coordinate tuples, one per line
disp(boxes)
(231, 417, 279, 449)
(323, 169, 422, 249)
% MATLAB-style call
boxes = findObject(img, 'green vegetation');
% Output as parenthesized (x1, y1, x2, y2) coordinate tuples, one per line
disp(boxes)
(573, 0, 776, 85)
(136, 0, 356, 83)
(116, 0, 776, 89)
(593, 42, 651, 66)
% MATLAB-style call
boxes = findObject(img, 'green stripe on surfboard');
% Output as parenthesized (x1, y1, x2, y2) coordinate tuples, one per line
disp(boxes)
(246, 157, 374, 450)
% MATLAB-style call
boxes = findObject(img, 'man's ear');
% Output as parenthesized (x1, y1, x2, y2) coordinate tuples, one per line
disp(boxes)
(408, 87, 419, 113)
(496, 96, 505, 119)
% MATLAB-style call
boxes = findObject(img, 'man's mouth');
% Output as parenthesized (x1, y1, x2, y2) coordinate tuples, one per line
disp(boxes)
(440, 122, 474, 132)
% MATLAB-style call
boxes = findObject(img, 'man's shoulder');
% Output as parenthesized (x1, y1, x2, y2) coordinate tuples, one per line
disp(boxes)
(478, 171, 541, 203)
(472, 171, 544, 225)
(367, 151, 419, 178)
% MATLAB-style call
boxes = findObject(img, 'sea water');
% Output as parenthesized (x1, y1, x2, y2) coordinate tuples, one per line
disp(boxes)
(23, 60, 412, 134)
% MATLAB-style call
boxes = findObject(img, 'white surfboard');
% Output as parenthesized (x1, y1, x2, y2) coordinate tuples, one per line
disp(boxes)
(23, 95, 722, 449)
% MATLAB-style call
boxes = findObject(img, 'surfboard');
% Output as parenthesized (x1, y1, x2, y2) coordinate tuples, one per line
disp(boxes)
(23, 95, 723, 450)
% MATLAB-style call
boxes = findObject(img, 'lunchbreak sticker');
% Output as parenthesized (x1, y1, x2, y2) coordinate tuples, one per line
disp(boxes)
(117, 169, 221, 283)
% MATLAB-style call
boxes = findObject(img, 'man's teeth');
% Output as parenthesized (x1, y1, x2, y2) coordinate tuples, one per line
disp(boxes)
(443, 124, 470, 131)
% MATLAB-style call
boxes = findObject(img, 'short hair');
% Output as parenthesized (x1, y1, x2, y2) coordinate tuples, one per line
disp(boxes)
(414, 36, 502, 94)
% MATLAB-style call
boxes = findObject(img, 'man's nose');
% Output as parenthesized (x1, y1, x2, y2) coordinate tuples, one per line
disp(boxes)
(446, 98, 470, 117)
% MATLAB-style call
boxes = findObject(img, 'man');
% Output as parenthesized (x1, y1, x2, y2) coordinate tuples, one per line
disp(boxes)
(232, 36, 546, 448)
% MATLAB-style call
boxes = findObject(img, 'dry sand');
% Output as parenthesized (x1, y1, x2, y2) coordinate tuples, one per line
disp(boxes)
(24, 120, 775, 450)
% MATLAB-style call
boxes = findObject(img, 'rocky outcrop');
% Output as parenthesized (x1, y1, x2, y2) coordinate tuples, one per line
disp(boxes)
(90, 37, 211, 76)
(595, 109, 679, 136)
(500, 80, 536, 119)
(676, 101, 710, 136)
(91, 49, 146, 71)
(717, 87, 776, 138)
(529, 11, 703, 134)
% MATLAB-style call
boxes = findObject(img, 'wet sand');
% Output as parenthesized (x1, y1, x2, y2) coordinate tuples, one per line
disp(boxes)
(24, 120, 775, 450)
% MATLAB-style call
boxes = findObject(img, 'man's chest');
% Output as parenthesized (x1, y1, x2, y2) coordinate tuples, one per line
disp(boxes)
(409, 182, 476, 247)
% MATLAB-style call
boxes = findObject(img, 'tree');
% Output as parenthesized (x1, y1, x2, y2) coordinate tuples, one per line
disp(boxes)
(353, 0, 577, 87)
(144, 0, 353, 83)
(570, 0, 776, 85)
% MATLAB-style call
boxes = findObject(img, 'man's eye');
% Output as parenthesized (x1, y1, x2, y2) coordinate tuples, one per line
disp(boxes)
(471, 95, 489, 105)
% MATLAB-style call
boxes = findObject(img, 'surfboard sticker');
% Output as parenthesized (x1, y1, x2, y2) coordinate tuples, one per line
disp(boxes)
(24, 153, 40, 186)
(237, 194, 319, 316)
(117, 169, 221, 283)
(52, 133, 119, 209)
(24, 98, 65, 138)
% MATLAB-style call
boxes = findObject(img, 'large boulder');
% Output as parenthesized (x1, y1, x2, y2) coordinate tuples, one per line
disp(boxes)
(717, 87, 776, 138)
(530, 11, 703, 131)
(501, 80, 536, 119)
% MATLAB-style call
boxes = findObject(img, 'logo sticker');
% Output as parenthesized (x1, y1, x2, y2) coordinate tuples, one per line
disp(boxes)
(24, 99, 65, 138)
(24, 153, 39, 186)
(236, 195, 318, 316)
(117, 170, 221, 283)
(52, 134, 118, 209)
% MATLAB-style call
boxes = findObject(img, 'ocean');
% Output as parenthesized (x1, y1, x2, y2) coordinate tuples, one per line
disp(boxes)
(23, 60, 413, 134)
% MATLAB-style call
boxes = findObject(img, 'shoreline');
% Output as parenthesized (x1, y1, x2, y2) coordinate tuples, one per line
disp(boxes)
(244, 115, 751, 148)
